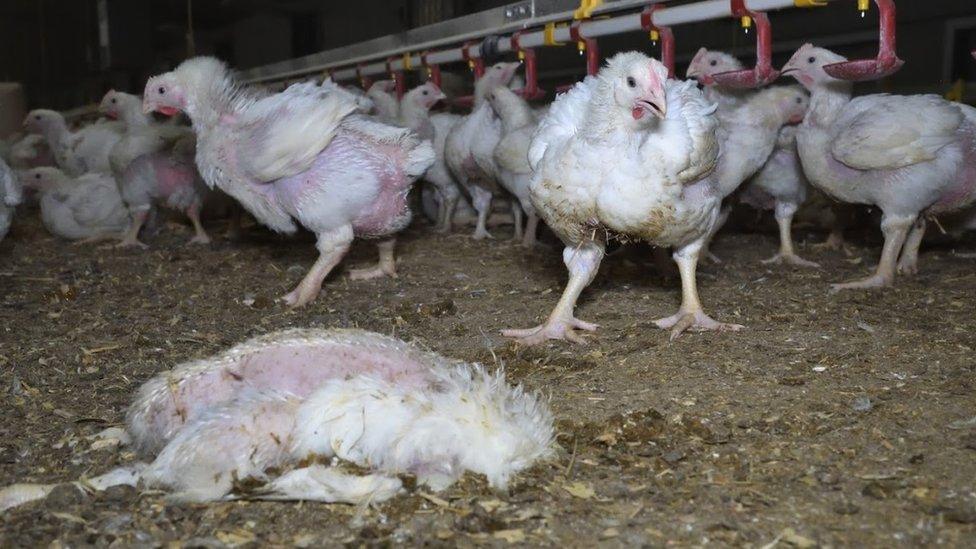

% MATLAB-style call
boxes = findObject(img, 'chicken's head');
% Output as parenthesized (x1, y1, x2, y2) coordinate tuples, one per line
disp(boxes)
(19, 167, 64, 191)
(367, 79, 397, 97)
(686, 48, 743, 86)
(143, 74, 187, 117)
(774, 85, 810, 125)
(98, 90, 125, 120)
(484, 62, 521, 88)
(781, 44, 848, 91)
(405, 82, 446, 111)
(22, 110, 62, 134)
(602, 52, 668, 122)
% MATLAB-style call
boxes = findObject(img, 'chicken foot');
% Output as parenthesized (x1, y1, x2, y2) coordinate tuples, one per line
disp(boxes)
(896, 217, 926, 275)
(185, 203, 212, 245)
(654, 239, 744, 340)
(761, 202, 820, 268)
(116, 209, 150, 249)
(348, 239, 398, 280)
(281, 225, 353, 307)
(502, 242, 604, 345)
(831, 213, 914, 292)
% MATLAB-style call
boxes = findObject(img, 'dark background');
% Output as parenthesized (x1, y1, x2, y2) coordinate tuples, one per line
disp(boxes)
(2, 0, 976, 110)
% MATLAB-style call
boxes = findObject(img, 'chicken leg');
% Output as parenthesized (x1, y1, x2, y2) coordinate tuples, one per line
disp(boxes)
(654, 239, 744, 340)
(511, 199, 524, 242)
(281, 225, 353, 307)
(502, 242, 603, 345)
(434, 186, 460, 234)
(348, 239, 398, 280)
(470, 186, 494, 240)
(896, 218, 926, 275)
(761, 202, 820, 268)
(185, 203, 212, 245)
(116, 209, 150, 249)
(831, 213, 914, 292)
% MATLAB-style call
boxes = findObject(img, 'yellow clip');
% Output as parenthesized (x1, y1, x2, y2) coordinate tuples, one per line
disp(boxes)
(577, 41, 586, 53)
(794, 0, 827, 6)
(468, 60, 476, 71)
(740, 15, 752, 29)
(945, 79, 964, 102)
(402, 53, 413, 71)
(543, 22, 565, 46)
(573, 0, 603, 20)
(649, 29, 660, 42)
(517, 50, 525, 61)
(857, 0, 870, 11)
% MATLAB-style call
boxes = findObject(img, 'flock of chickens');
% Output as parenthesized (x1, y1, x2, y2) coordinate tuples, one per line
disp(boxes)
(2, 44, 976, 345)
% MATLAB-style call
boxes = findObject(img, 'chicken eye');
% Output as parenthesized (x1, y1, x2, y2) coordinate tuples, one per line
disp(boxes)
(158, 86, 166, 94)
(626, 76, 636, 88)
(34, 173, 41, 179)
(422, 90, 429, 96)
(35, 115, 41, 120)
(807, 56, 816, 64)
(111, 98, 117, 104)
(795, 97, 802, 104)
(709, 60, 718, 66)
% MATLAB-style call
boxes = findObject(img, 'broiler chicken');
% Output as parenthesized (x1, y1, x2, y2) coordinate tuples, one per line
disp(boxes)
(20, 167, 130, 241)
(1, 157, 21, 242)
(397, 82, 446, 141)
(366, 80, 400, 124)
(686, 48, 752, 113)
(711, 85, 817, 267)
(783, 44, 976, 290)
(143, 57, 434, 307)
(445, 62, 520, 239)
(117, 137, 213, 248)
(502, 52, 740, 344)
(740, 126, 819, 267)
(23, 109, 122, 175)
(0, 329, 553, 509)
(99, 90, 191, 179)
(689, 48, 848, 254)
(487, 85, 541, 247)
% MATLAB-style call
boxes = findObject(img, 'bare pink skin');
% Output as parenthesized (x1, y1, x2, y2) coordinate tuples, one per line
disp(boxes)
(129, 338, 439, 454)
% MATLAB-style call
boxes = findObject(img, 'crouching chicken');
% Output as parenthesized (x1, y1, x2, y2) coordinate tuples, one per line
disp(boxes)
(143, 57, 435, 306)
(503, 52, 740, 344)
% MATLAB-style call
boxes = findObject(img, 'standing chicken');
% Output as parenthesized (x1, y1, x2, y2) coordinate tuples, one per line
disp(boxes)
(143, 57, 434, 307)
(487, 85, 541, 247)
(99, 90, 191, 178)
(0, 158, 21, 242)
(23, 110, 122, 175)
(502, 52, 739, 344)
(445, 62, 520, 239)
(710, 86, 816, 267)
(783, 44, 976, 289)
(739, 126, 819, 267)
(20, 167, 130, 241)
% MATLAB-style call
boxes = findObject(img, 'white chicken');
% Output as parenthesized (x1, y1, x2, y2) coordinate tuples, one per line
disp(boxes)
(20, 167, 130, 241)
(487, 85, 541, 247)
(1, 157, 21, 242)
(783, 44, 976, 290)
(444, 62, 521, 239)
(366, 80, 400, 124)
(99, 90, 191, 178)
(0, 329, 553, 509)
(22, 110, 122, 175)
(143, 57, 434, 307)
(502, 52, 740, 344)
(739, 126, 819, 267)
(686, 48, 752, 113)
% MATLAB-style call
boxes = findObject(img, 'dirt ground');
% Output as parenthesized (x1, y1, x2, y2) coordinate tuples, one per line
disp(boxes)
(1, 207, 975, 548)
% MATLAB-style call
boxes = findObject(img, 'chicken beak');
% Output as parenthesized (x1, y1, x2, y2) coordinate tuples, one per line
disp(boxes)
(686, 66, 700, 79)
(640, 85, 667, 119)
(142, 100, 155, 114)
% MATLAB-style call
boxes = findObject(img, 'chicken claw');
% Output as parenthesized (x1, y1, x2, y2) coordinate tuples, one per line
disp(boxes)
(654, 310, 744, 341)
(502, 317, 598, 346)
(761, 252, 820, 269)
(829, 274, 892, 293)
